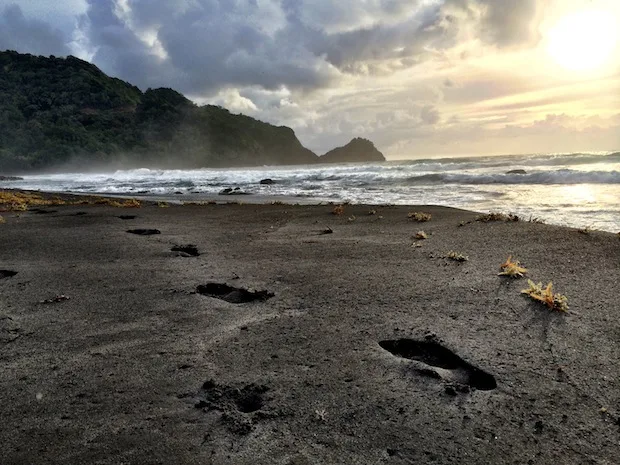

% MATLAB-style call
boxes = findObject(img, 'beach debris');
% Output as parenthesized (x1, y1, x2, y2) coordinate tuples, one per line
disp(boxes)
(0, 215, 4, 223)
(521, 280, 569, 312)
(414, 231, 428, 240)
(578, 225, 596, 235)
(127, 229, 161, 235)
(259, 178, 276, 185)
(347, 215, 356, 222)
(527, 216, 545, 224)
(39, 294, 70, 304)
(379, 339, 496, 391)
(157, 201, 170, 208)
(171, 244, 200, 257)
(475, 212, 519, 223)
(332, 205, 345, 215)
(319, 226, 333, 235)
(446, 251, 468, 262)
(408, 211, 432, 222)
(0, 270, 17, 279)
(314, 409, 327, 422)
(411, 242, 423, 248)
(499, 256, 527, 278)
(368, 209, 377, 215)
(196, 283, 274, 304)
(95, 197, 141, 208)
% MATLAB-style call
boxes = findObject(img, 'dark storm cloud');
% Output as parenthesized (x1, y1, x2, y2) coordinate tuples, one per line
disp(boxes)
(0, 3, 70, 56)
(1, 0, 545, 95)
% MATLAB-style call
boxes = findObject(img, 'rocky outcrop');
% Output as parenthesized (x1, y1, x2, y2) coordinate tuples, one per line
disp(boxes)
(319, 138, 386, 164)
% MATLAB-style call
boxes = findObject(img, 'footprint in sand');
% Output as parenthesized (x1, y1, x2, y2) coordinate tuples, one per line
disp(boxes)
(126, 228, 160, 235)
(0, 270, 18, 280)
(171, 244, 200, 257)
(196, 283, 274, 304)
(380, 337, 496, 391)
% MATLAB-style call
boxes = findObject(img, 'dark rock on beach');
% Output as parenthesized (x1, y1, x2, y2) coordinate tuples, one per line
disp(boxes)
(219, 187, 251, 196)
(506, 169, 527, 175)
(260, 178, 276, 185)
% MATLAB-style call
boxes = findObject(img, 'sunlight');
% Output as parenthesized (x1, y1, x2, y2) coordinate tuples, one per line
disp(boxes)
(546, 9, 619, 72)
(561, 184, 596, 204)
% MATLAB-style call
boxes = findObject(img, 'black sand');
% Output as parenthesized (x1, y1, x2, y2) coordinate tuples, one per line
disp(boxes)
(1, 201, 619, 464)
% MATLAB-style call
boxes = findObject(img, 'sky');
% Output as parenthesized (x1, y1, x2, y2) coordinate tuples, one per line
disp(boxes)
(1, 0, 619, 159)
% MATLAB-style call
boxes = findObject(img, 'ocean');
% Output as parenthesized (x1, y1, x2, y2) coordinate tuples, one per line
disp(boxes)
(3, 151, 619, 232)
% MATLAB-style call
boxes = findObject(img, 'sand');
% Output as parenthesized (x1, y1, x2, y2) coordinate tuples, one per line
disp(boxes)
(1, 197, 619, 464)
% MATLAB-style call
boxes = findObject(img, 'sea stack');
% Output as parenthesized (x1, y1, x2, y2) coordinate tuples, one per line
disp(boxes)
(319, 138, 386, 163)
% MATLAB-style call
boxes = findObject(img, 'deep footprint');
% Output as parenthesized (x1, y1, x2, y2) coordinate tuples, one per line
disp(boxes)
(379, 338, 496, 391)
(196, 283, 274, 304)
(171, 244, 200, 257)
(127, 228, 160, 235)
(0, 270, 18, 280)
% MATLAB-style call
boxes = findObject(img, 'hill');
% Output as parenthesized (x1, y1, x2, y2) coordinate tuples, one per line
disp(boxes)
(0, 51, 326, 172)
(319, 138, 385, 163)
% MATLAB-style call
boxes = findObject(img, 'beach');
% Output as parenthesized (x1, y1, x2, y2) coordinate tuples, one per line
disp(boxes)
(1, 196, 619, 464)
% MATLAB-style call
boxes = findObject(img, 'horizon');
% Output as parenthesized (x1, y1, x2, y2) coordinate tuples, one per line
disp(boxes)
(1, 0, 619, 159)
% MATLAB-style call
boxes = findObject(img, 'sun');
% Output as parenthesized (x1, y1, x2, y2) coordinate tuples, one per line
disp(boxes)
(546, 9, 619, 72)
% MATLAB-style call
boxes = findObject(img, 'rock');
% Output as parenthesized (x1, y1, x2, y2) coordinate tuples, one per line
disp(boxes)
(259, 178, 276, 185)
(506, 169, 527, 175)
(0, 175, 23, 181)
(219, 187, 251, 196)
(319, 138, 385, 163)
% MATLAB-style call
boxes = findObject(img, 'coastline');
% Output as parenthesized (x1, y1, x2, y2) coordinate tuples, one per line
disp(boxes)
(1, 194, 619, 464)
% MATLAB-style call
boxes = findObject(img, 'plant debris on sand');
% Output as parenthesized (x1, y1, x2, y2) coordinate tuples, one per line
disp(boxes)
(1, 191, 141, 211)
(332, 205, 345, 215)
(521, 280, 569, 312)
(446, 251, 468, 262)
(414, 231, 428, 240)
(499, 256, 527, 278)
(476, 212, 519, 222)
(408, 212, 432, 222)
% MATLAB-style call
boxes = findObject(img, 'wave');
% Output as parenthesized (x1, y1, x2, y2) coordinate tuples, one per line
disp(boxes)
(403, 170, 620, 185)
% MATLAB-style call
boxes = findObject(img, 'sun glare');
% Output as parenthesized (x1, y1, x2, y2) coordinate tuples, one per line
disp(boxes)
(547, 9, 619, 72)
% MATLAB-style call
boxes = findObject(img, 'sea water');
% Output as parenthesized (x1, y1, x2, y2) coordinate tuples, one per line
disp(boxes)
(3, 151, 619, 232)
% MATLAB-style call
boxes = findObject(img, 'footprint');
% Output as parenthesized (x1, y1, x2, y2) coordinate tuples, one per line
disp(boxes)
(126, 229, 160, 235)
(0, 270, 17, 280)
(193, 380, 270, 434)
(379, 338, 496, 391)
(196, 283, 274, 304)
(30, 208, 58, 214)
(171, 244, 200, 257)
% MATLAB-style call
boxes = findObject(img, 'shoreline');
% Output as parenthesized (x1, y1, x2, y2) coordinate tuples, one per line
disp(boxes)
(1, 195, 619, 464)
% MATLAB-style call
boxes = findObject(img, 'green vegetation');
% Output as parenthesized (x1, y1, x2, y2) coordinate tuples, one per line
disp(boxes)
(0, 51, 317, 172)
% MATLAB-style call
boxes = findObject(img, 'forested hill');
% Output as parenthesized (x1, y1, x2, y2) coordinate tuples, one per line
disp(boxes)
(0, 50, 322, 172)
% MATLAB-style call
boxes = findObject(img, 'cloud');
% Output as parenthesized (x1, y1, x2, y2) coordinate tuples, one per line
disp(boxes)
(0, 3, 70, 56)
